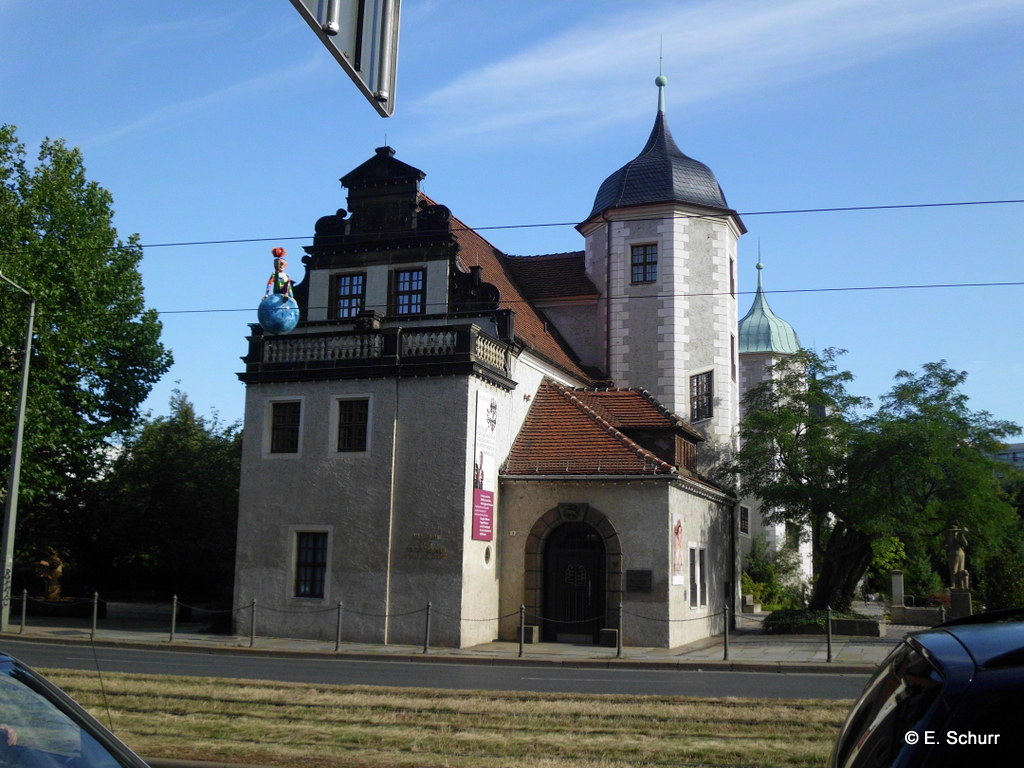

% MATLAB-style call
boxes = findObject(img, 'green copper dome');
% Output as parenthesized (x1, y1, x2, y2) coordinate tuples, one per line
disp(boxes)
(739, 263, 801, 354)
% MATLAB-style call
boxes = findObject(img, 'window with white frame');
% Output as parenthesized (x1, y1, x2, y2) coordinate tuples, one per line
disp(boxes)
(391, 268, 426, 315)
(332, 273, 366, 319)
(689, 544, 707, 607)
(630, 244, 658, 283)
(690, 371, 713, 422)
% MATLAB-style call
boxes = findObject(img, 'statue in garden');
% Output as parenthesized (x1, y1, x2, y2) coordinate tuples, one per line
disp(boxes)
(945, 524, 969, 590)
(37, 547, 65, 601)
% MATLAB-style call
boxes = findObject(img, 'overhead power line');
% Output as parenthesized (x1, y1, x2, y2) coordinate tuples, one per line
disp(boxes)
(146, 279, 1023, 318)
(134, 197, 1024, 250)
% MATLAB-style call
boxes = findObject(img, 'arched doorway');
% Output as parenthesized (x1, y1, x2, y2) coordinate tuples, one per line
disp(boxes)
(543, 522, 606, 643)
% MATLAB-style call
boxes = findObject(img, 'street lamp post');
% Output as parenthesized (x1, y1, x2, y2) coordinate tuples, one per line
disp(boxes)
(0, 271, 35, 632)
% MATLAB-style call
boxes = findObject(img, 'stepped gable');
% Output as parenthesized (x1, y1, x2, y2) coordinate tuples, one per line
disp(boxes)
(503, 381, 679, 476)
(503, 251, 597, 301)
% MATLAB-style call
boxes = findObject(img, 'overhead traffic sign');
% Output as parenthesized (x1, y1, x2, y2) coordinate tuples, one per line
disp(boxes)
(288, 0, 400, 117)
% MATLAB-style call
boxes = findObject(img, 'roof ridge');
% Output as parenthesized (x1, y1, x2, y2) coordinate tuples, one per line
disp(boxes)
(551, 382, 676, 474)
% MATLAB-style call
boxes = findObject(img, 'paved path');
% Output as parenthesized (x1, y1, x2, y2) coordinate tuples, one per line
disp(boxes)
(0, 601, 927, 674)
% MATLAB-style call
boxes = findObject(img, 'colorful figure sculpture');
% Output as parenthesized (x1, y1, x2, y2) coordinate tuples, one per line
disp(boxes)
(258, 247, 300, 335)
(265, 246, 294, 299)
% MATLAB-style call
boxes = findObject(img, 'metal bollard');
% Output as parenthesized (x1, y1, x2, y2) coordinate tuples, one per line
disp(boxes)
(335, 601, 343, 652)
(723, 605, 730, 661)
(249, 599, 257, 648)
(827, 606, 833, 663)
(422, 602, 432, 654)
(91, 592, 99, 641)
(518, 604, 525, 658)
(170, 595, 178, 644)
(616, 603, 623, 659)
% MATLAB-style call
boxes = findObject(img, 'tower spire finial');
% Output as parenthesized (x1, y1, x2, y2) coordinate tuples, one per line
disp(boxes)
(655, 41, 667, 114)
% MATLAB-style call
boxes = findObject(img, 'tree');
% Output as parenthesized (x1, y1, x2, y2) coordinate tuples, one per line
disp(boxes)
(80, 392, 241, 601)
(734, 350, 1019, 611)
(0, 125, 171, 553)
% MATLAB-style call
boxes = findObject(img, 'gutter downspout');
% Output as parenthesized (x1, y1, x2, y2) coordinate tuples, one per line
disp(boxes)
(384, 377, 400, 643)
(603, 212, 612, 379)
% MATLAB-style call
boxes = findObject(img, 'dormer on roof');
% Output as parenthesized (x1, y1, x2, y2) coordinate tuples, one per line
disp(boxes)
(739, 262, 801, 355)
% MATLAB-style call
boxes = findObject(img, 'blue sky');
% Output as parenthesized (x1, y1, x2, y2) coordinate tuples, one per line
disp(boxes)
(3, 0, 1023, 430)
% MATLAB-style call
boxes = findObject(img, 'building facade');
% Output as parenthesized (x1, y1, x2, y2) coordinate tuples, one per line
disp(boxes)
(234, 80, 764, 648)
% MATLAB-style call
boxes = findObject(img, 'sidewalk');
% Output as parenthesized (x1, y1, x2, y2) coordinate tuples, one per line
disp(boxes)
(0, 601, 924, 674)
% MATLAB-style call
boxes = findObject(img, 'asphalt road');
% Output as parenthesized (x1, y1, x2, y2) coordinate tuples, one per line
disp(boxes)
(1, 637, 870, 700)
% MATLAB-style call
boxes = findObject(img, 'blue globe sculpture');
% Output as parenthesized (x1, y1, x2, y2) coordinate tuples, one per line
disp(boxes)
(258, 294, 300, 335)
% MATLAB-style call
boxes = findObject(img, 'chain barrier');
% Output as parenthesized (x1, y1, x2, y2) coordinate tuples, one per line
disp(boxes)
(621, 607, 727, 624)
(12, 590, 753, 659)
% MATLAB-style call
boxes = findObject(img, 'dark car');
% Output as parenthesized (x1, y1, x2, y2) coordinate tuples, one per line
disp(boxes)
(0, 652, 149, 767)
(830, 608, 1024, 767)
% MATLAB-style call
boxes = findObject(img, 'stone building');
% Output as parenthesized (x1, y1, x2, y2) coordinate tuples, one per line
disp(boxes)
(234, 79, 770, 648)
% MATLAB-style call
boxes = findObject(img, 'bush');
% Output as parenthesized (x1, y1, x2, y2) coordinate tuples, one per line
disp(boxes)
(763, 608, 869, 634)
(742, 534, 807, 609)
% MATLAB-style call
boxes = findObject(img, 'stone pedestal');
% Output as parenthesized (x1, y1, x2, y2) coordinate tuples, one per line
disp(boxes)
(890, 570, 905, 607)
(949, 589, 973, 620)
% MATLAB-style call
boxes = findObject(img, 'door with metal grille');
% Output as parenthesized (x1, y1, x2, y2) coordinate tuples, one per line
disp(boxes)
(543, 522, 606, 643)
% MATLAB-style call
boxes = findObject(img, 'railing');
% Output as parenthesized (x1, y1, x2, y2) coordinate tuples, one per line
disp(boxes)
(244, 323, 511, 382)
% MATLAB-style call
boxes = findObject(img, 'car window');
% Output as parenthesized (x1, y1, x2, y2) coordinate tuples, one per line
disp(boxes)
(833, 643, 943, 768)
(0, 667, 124, 767)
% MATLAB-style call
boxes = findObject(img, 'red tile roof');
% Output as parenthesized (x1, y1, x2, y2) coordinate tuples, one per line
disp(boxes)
(449, 217, 592, 382)
(503, 381, 681, 476)
(503, 252, 598, 301)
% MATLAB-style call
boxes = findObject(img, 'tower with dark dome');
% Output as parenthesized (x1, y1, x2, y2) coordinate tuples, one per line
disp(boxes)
(577, 75, 746, 465)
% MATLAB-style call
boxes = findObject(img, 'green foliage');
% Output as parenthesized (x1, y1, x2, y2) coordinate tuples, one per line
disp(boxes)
(742, 533, 806, 609)
(734, 349, 1020, 612)
(0, 125, 171, 553)
(81, 392, 241, 601)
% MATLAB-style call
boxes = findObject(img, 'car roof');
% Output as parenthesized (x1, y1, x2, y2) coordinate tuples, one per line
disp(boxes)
(940, 621, 1024, 669)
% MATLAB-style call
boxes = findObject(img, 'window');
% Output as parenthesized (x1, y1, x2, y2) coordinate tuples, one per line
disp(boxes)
(690, 371, 713, 422)
(731, 334, 737, 382)
(689, 547, 698, 607)
(332, 273, 366, 319)
(739, 506, 750, 535)
(294, 531, 328, 599)
(630, 244, 657, 283)
(270, 401, 301, 454)
(699, 547, 707, 606)
(337, 399, 369, 452)
(675, 436, 696, 472)
(392, 268, 426, 315)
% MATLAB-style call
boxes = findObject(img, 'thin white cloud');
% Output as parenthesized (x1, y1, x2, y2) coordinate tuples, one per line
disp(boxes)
(410, 0, 1024, 143)
(85, 54, 325, 148)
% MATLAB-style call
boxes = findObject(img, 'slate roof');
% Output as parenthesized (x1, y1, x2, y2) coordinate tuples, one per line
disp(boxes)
(502, 252, 597, 301)
(449, 220, 592, 382)
(738, 263, 801, 354)
(587, 110, 735, 219)
(503, 381, 695, 476)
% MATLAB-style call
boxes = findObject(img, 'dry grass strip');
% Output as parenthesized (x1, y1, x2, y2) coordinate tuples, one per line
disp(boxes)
(43, 668, 851, 768)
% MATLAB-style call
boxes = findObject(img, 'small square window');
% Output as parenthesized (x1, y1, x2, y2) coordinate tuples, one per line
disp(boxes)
(294, 531, 328, 598)
(270, 401, 301, 454)
(332, 273, 366, 319)
(690, 371, 713, 422)
(337, 399, 369, 452)
(392, 268, 426, 315)
(630, 244, 657, 283)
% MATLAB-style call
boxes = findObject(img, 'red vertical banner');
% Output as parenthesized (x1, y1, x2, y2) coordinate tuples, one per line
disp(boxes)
(472, 392, 497, 541)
